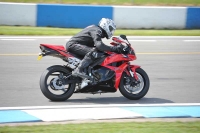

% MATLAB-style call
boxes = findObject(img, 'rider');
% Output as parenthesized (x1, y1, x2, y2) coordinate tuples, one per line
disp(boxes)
(66, 18, 124, 79)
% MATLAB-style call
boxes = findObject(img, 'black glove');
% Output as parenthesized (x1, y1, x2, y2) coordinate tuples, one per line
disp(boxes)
(122, 45, 129, 54)
(111, 44, 128, 54)
(110, 44, 123, 53)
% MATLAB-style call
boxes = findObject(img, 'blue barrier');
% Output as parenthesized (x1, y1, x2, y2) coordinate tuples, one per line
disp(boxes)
(37, 4, 113, 28)
(0, 2, 200, 29)
(186, 7, 200, 29)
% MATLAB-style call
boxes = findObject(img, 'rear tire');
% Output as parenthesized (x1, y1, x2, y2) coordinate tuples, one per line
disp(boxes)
(40, 65, 75, 101)
(119, 68, 150, 100)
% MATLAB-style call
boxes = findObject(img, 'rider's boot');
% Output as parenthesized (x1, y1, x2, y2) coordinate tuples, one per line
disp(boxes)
(72, 54, 92, 79)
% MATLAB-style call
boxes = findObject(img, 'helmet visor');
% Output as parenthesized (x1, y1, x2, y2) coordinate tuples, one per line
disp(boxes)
(109, 26, 115, 36)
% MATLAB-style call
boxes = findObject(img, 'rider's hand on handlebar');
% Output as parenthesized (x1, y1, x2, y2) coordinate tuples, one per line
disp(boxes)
(115, 44, 129, 54)
(116, 44, 124, 53)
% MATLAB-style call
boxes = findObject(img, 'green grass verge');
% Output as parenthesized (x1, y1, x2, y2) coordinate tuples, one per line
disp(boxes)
(1, 26, 200, 36)
(0, 26, 81, 36)
(0, 122, 200, 133)
(1, 0, 200, 6)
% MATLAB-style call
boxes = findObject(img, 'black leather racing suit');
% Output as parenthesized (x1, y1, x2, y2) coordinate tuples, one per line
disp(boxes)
(65, 25, 120, 77)
(66, 25, 118, 58)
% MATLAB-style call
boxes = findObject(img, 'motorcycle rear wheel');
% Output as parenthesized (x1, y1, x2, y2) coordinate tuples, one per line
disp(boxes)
(119, 68, 150, 100)
(40, 65, 75, 101)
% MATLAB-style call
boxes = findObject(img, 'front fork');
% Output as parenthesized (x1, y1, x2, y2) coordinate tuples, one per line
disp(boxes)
(128, 65, 140, 80)
(127, 64, 140, 85)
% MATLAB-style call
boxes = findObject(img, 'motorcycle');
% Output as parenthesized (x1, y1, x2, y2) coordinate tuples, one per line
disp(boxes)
(38, 35, 150, 101)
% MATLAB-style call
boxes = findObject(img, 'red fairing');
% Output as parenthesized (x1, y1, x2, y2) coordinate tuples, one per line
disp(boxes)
(101, 53, 137, 89)
(41, 44, 66, 51)
(103, 63, 129, 89)
(112, 37, 125, 43)
(101, 54, 136, 66)
(102, 64, 140, 89)
(110, 42, 118, 46)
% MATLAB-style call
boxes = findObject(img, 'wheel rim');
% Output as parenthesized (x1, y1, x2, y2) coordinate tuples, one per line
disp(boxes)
(124, 72, 144, 94)
(46, 71, 71, 96)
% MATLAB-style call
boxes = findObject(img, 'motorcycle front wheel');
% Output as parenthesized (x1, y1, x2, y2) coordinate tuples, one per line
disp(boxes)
(40, 65, 76, 101)
(119, 67, 150, 100)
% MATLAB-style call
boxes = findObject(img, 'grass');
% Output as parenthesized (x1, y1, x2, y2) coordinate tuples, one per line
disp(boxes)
(1, 26, 200, 36)
(0, 121, 200, 133)
(0, 26, 81, 36)
(1, 0, 200, 6)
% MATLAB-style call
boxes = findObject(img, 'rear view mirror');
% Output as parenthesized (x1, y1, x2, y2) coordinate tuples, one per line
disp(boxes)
(120, 35, 127, 40)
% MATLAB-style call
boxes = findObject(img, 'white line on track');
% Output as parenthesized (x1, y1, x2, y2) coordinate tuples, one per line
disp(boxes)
(65, 39, 157, 42)
(128, 40, 157, 42)
(0, 36, 200, 39)
(0, 39, 36, 41)
(138, 52, 200, 55)
(0, 36, 72, 39)
(183, 40, 200, 42)
(0, 103, 200, 110)
(0, 54, 38, 56)
(127, 36, 200, 39)
(0, 36, 200, 38)
(1, 39, 200, 42)
(1, 36, 200, 42)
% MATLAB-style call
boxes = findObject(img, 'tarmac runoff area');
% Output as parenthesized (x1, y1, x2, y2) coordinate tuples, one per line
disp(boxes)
(0, 104, 200, 126)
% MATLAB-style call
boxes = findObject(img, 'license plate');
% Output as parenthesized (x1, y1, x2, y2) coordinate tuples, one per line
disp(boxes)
(37, 55, 43, 60)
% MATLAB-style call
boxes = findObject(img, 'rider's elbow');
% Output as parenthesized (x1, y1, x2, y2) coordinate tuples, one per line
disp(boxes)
(95, 42, 104, 51)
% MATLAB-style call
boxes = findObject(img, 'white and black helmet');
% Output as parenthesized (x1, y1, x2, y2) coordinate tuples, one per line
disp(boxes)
(98, 18, 116, 39)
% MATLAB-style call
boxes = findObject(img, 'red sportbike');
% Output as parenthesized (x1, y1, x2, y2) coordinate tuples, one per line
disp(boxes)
(38, 35, 150, 101)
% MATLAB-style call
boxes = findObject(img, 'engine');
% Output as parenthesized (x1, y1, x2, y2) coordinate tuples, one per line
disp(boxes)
(93, 67, 115, 82)
(65, 57, 81, 69)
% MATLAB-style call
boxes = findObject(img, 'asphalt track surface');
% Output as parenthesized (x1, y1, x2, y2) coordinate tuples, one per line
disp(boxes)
(0, 36, 200, 107)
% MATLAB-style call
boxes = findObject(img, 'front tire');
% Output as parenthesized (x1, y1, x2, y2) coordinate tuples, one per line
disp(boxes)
(119, 68, 150, 100)
(40, 65, 76, 101)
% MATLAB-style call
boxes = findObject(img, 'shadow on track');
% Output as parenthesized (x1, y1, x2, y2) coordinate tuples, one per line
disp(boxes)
(50, 97, 174, 104)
